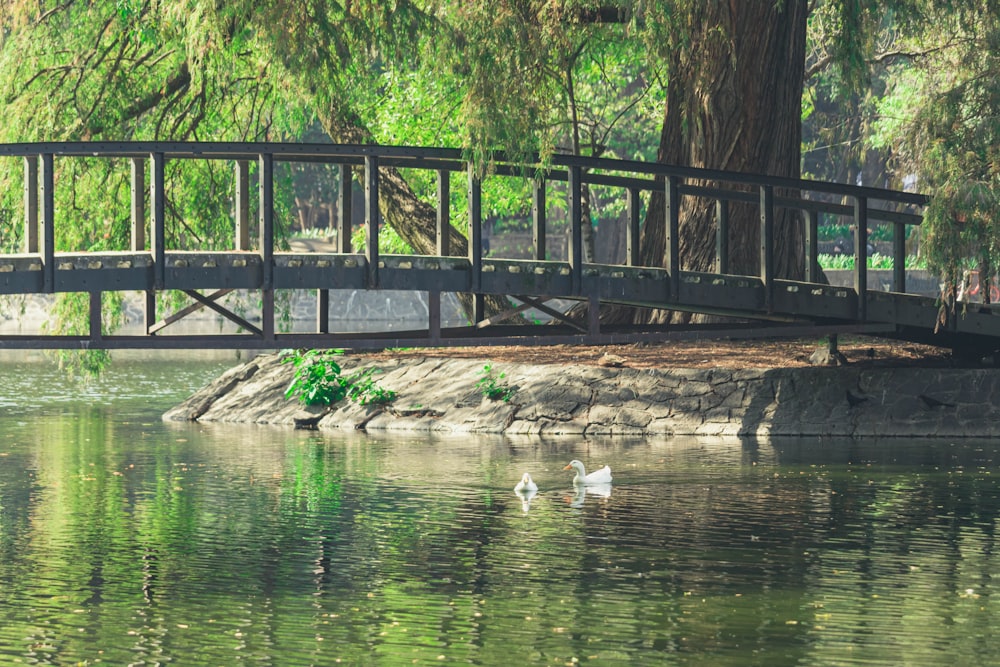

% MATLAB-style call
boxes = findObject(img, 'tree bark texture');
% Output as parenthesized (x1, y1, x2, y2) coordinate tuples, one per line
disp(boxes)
(607, 0, 808, 325)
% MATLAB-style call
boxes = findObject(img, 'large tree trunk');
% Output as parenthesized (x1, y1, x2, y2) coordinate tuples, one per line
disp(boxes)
(605, 1, 808, 325)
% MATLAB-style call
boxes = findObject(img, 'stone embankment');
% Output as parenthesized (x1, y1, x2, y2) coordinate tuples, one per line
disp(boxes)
(163, 352, 1000, 438)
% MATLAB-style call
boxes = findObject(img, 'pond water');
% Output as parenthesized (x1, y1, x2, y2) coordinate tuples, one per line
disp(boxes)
(0, 360, 999, 666)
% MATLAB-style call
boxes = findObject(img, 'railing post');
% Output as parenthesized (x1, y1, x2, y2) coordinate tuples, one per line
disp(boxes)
(41, 153, 54, 294)
(626, 187, 640, 267)
(715, 199, 729, 274)
(235, 160, 250, 251)
(892, 221, 906, 293)
(131, 157, 146, 251)
(759, 185, 774, 312)
(258, 153, 274, 290)
(568, 165, 583, 294)
(436, 169, 450, 257)
(467, 162, 483, 308)
(23, 156, 38, 254)
(666, 175, 680, 302)
(365, 155, 380, 288)
(338, 164, 353, 253)
(804, 209, 819, 283)
(533, 177, 546, 261)
(150, 152, 165, 290)
(854, 196, 868, 320)
(89, 291, 102, 343)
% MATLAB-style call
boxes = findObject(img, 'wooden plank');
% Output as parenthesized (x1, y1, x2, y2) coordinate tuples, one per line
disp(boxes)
(41, 153, 54, 294)
(804, 208, 819, 283)
(568, 165, 583, 294)
(436, 169, 450, 256)
(666, 175, 680, 302)
(89, 291, 102, 342)
(23, 156, 37, 254)
(338, 164, 353, 253)
(262, 288, 274, 342)
(627, 187, 640, 266)
(151, 151, 165, 289)
(533, 177, 546, 261)
(893, 220, 906, 292)
(258, 153, 274, 289)
(131, 157, 146, 251)
(715, 199, 729, 274)
(468, 163, 482, 293)
(759, 185, 774, 312)
(365, 155, 380, 288)
(317, 288, 329, 334)
(854, 196, 868, 321)
(428, 290, 441, 343)
(235, 160, 250, 251)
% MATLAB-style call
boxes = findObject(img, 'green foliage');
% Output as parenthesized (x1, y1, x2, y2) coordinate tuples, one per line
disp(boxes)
(816, 253, 926, 271)
(282, 349, 396, 407)
(476, 364, 515, 403)
(283, 349, 348, 406)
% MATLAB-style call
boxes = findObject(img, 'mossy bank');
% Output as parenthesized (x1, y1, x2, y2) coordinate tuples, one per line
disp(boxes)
(163, 352, 1000, 438)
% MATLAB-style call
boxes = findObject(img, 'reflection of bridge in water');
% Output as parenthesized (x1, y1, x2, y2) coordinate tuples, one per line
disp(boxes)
(0, 142, 996, 358)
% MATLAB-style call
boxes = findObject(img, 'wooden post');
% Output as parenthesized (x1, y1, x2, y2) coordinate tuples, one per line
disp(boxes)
(436, 169, 450, 256)
(854, 196, 868, 321)
(131, 158, 146, 251)
(715, 199, 729, 274)
(568, 165, 583, 294)
(258, 153, 274, 290)
(532, 177, 546, 261)
(338, 164, 353, 253)
(666, 175, 680, 302)
(428, 290, 441, 343)
(804, 209, 819, 283)
(41, 153, 54, 294)
(235, 160, 250, 251)
(588, 292, 600, 337)
(365, 155, 380, 288)
(468, 163, 482, 296)
(151, 152, 165, 290)
(89, 291, 102, 342)
(316, 289, 329, 334)
(23, 156, 38, 254)
(892, 221, 906, 293)
(262, 287, 275, 343)
(759, 185, 774, 312)
(626, 187, 640, 267)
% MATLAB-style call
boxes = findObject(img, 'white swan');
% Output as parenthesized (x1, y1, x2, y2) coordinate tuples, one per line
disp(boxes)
(563, 459, 612, 486)
(514, 472, 538, 493)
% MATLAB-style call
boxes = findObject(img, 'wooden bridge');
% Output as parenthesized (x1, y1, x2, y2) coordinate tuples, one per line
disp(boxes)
(0, 141, 995, 358)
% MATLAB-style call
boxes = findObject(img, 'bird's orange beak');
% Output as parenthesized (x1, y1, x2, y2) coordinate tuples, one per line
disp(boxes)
(563, 464, 572, 470)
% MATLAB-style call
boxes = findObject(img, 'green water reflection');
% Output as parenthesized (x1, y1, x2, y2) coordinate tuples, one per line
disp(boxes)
(0, 362, 998, 665)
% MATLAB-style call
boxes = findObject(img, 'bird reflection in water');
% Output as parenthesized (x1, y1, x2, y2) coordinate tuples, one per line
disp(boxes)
(566, 482, 612, 508)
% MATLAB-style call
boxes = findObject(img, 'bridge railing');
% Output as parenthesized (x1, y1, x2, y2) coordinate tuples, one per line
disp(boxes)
(0, 142, 927, 339)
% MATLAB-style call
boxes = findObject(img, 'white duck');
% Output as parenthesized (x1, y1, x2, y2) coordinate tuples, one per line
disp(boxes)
(514, 472, 538, 493)
(563, 459, 612, 486)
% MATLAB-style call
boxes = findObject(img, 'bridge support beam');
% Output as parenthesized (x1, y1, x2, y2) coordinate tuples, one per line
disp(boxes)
(568, 165, 583, 294)
(235, 160, 250, 251)
(627, 187, 640, 267)
(151, 152, 165, 289)
(804, 209, 819, 283)
(89, 291, 102, 343)
(365, 155, 380, 288)
(533, 177, 546, 261)
(715, 199, 729, 274)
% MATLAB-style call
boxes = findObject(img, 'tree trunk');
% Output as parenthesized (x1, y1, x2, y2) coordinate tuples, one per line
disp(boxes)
(604, 1, 808, 325)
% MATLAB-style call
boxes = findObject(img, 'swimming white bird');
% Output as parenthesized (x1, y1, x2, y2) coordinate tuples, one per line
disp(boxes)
(563, 459, 612, 486)
(514, 472, 538, 493)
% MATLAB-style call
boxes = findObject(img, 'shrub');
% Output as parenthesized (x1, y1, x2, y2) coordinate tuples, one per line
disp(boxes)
(282, 349, 396, 407)
(477, 364, 516, 402)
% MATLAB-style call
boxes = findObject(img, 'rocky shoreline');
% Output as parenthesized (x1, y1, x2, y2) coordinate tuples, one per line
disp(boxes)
(163, 351, 1000, 438)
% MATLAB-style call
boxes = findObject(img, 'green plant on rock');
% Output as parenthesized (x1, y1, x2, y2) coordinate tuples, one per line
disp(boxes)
(282, 349, 397, 407)
(283, 349, 349, 406)
(477, 364, 515, 402)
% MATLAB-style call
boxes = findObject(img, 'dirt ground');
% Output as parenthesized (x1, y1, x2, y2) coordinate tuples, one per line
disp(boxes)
(363, 336, 957, 370)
